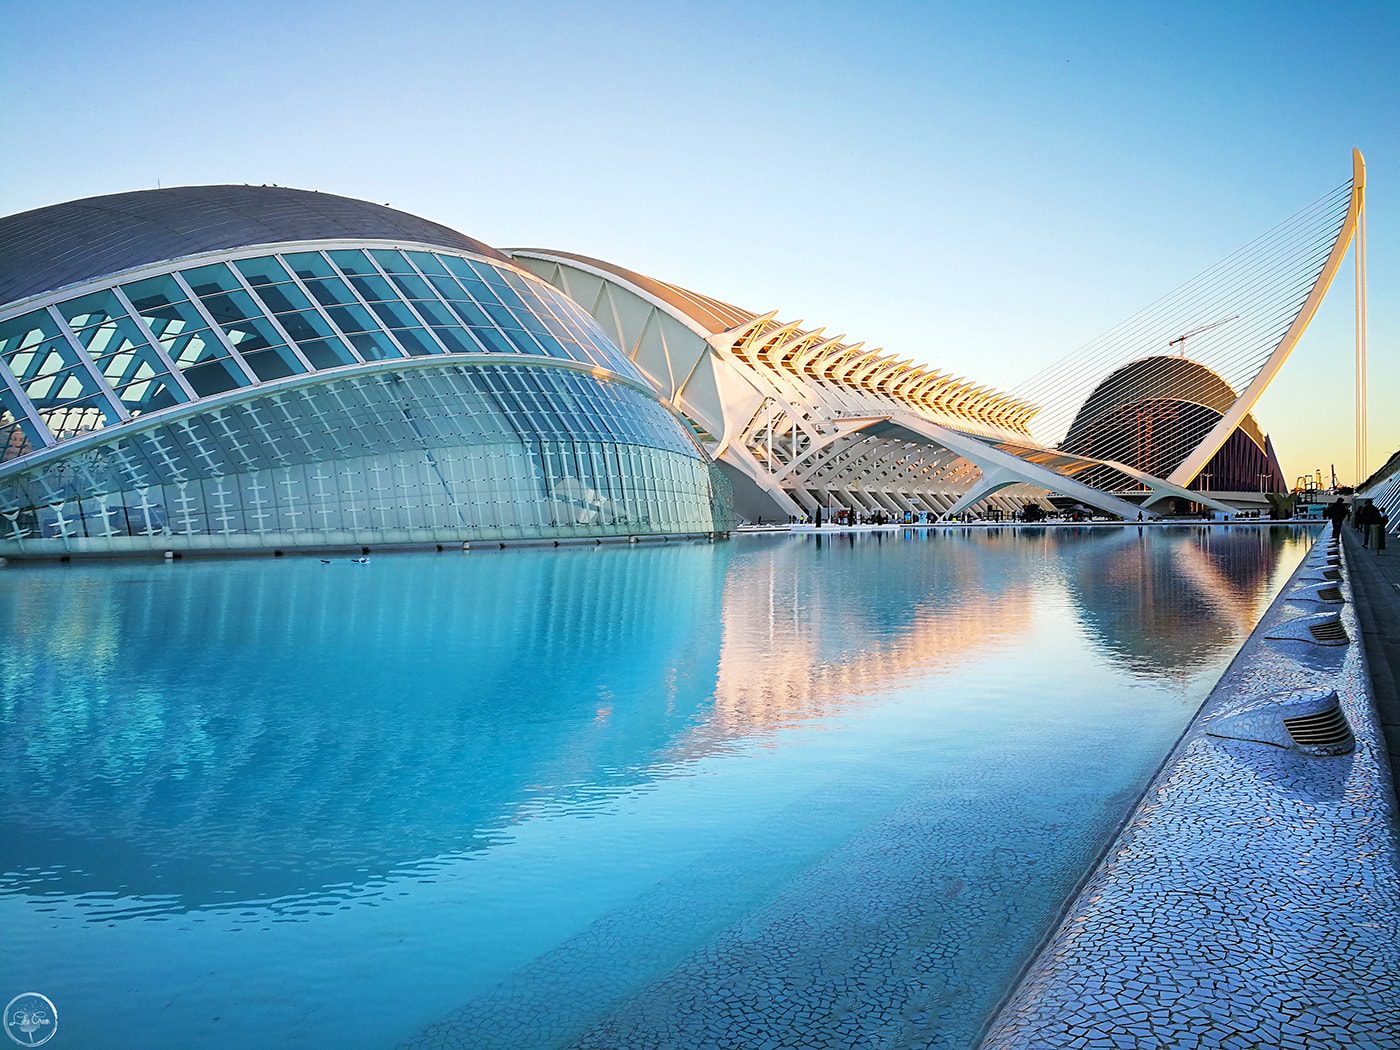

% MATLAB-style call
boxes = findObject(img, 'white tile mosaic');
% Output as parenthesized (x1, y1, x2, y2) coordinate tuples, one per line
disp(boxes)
(981, 537, 1400, 1050)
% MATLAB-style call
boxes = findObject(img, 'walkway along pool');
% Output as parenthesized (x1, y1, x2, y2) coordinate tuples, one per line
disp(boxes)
(0, 526, 1314, 1048)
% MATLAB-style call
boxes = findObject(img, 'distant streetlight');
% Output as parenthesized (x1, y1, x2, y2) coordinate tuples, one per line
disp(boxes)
(1257, 472, 1272, 493)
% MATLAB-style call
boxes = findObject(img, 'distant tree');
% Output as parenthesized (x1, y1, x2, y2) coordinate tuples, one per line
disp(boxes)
(1265, 492, 1296, 520)
(1022, 503, 1046, 523)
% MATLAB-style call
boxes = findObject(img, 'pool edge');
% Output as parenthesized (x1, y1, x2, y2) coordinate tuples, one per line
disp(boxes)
(977, 530, 1400, 1048)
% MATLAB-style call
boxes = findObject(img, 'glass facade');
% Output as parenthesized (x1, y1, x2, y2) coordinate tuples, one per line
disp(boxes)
(0, 243, 731, 555)
(0, 363, 729, 553)
(0, 246, 645, 465)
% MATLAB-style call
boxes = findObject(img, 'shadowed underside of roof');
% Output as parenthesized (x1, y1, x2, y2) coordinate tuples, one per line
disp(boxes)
(0, 185, 509, 309)
(509, 249, 757, 335)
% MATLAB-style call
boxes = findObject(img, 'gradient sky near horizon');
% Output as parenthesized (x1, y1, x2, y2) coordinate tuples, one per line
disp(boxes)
(3, 0, 1395, 483)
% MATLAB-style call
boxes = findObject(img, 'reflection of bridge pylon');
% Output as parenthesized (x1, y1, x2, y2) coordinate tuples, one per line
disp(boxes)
(1355, 156, 1369, 483)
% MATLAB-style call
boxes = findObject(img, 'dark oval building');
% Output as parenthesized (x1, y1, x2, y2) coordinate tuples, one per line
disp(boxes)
(1061, 356, 1285, 494)
(0, 186, 731, 556)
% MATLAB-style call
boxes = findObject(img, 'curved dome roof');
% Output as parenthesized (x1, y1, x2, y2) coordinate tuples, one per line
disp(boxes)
(0, 185, 509, 309)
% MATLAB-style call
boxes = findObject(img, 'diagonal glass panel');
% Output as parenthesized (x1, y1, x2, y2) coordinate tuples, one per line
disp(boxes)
(384, 270, 435, 300)
(470, 327, 518, 356)
(73, 315, 150, 364)
(128, 295, 209, 347)
(217, 315, 307, 380)
(368, 249, 415, 275)
(0, 311, 62, 363)
(321, 304, 375, 335)
(56, 291, 126, 332)
(219, 315, 282, 355)
(263, 311, 356, 369)
(97, 343, 167, 388)
(181, 357, 245, 397)
(477, 302, 520, 331)
(347, 333, 399, 361)
(6, 336, 79, 384)
(300, 277, 359, 309)
(195, 289, 263, 328)
(430, 327, 484, 354)
(247, 281, 314, 315)
(426, 274, 470, 302)
(408, 299, 456, 328)
(274, 309, 334, 344)
(180, 263, 245, 297)
(345, 272, 395, 302)
(121, 274, 188, 313)
(326, 250, 398, 301)
(466, 259, 511, 291)
(296, 337, 356, 370)
(406, 251, 450, 276)
(234, 256, 296, 286)
(238, 346, 303, 382)
(277, 253, 333, 280)
(163, 327, 228, 369)
(439, 256, 495, 300)
(512, 281, 580, 348)
(367, 300, 422, 331)
(113, 373, 184, 416)
(447, 300, 492, 329)
(389, 328, 439, 356)
(21, 364, 105, 407)
(326, 249, 376, 276)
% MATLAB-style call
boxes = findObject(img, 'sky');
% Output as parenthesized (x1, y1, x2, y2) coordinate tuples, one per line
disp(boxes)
(2, 0, 1395, 484)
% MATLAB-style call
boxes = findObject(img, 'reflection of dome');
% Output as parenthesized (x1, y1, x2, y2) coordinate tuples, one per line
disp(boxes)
(1063, 527, 1293, 676)
(1062, 357, 1284, 492)
(0, 545, 729, 910)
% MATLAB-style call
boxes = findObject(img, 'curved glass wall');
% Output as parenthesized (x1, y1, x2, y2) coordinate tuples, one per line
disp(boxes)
(0, 362, 730, 554)
(0, 245, 645, 466)
(0, 241, 733, 554)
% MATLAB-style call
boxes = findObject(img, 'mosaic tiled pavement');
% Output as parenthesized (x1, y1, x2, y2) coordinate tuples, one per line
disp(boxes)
(983, 535, 1400, 1049)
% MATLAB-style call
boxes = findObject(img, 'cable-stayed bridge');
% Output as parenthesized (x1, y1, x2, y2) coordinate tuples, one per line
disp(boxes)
(511, 150, 1367, 521)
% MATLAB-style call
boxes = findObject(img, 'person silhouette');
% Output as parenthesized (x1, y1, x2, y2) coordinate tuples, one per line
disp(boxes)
(1323, 497, 1348, 540)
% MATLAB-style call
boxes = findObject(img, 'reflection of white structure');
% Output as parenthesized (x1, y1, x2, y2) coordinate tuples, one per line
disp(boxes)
(512, 150, 1366, 522)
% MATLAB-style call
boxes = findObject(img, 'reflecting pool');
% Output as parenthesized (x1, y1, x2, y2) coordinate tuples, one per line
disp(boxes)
(0, 526, 1314, 1048)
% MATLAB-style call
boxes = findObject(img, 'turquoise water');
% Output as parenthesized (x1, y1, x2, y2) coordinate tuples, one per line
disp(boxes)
(0, 526, 1312, 1049)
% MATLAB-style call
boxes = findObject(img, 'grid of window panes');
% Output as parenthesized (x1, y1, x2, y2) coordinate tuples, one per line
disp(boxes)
(0, 246, 645, 465)
(0, 362, 725, 549)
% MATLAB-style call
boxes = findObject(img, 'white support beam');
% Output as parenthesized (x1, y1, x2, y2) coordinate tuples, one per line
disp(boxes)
(1167, 149, 1366, 487)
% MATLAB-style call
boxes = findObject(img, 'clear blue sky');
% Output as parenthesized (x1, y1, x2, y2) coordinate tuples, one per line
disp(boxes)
(3, 0, 1395, 482)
